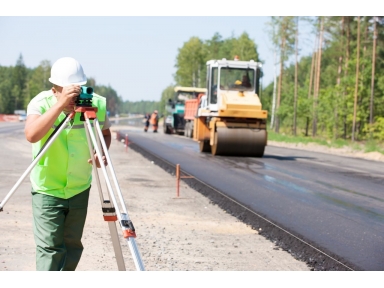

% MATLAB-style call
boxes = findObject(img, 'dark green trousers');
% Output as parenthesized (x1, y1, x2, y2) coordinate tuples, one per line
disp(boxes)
(31, 187, 90, 271)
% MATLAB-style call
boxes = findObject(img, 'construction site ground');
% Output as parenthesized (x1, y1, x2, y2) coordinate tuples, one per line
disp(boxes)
(0, 121, 372, 286)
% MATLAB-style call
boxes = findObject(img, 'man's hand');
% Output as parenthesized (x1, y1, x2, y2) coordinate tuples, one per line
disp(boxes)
(56, 85, 81, 113)
(88, 152, 108, 168)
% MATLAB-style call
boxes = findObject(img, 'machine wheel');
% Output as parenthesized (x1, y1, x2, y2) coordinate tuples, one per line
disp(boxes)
(211, 131, 219, 156)
(199, 140, 211, 153)
(184, 122, 190, 137)
(163, 124, 171, 134)
(211, 127, 266, 157)
(189, 123, 194, 138)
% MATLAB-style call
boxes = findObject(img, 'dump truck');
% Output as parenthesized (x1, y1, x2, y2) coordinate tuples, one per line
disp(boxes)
(184, 92, 205, 138)
(192, 58, 267, 157)
(163, 86, 207, 135)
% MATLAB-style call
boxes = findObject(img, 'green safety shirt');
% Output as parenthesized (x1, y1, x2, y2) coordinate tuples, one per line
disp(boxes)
(29, 90, 107, 199)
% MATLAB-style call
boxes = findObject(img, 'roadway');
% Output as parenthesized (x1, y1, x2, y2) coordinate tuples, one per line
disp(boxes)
(3, 119, 384, 270)
(114, 118, 384, 271)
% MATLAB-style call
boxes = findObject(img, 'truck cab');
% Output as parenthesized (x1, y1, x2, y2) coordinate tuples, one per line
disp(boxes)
(164, 86, 206, 135)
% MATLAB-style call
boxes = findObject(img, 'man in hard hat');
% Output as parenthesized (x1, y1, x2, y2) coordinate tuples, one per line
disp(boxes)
(150, 110, 159, 133)
(24, 57, 112, 271)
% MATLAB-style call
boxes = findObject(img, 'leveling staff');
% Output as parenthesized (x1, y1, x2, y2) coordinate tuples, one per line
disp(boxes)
(25, 57, 112, 271)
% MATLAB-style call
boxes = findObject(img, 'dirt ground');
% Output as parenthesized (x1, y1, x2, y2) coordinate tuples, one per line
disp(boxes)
(0, 123, 311, 272)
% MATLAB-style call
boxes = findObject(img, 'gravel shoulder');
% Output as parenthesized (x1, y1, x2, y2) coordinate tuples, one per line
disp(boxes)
(267, 140, 384, 163)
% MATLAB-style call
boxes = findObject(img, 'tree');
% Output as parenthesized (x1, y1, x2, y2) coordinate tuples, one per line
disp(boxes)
(0, 66, 13, 113)
(266, 16, 296, 133)
(293, 17, 299, 136)
(352, 16, 361, 141)
(369, 17, 378, 137)
(159, 85, 175, 117)
(230, 32, 260, 61)
(204, 33, 224, 60)
(312, 17, 325, 137)
(27, 60, 51, 106)
(175, 37, 206, 87)
(12, 54, 28, 111)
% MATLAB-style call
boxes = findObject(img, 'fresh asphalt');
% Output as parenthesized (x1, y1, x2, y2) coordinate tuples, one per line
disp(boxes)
(114, 118, 384, 271)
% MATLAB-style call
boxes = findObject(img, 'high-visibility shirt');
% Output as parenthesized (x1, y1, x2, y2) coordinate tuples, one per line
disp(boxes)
(28, 90, 107, 199)
(150, 113, 158, 125)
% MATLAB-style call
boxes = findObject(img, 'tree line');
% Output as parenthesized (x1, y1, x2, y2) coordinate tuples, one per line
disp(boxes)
(0, 54, 163, 117)
(261, 16, 384, 142)
(3, 16, 384, 144)
(158, 31, 260, 116)
(0, 55, 124, 116)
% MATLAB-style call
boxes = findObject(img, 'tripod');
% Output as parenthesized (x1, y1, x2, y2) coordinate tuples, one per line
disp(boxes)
(0, 106, 145, 271)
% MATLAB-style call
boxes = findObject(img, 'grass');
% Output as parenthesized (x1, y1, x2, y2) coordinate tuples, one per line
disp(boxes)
(267, 130, 384, 155)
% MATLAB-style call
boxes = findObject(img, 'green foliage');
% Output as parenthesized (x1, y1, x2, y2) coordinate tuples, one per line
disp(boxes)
(0, 56, 125, 116)
(0, 66, 13, 113)
(175, 37, 206, 88)
(159, 85, 175, 116)
(12, 54, 28, 110)
(364, 139, 384, 154)
(2, 17, 384, 156)
(262, 16, 384, 150)
(364, 117, 384, 141)
(122, 100, 159, 115)
(27, 60, 52, 107)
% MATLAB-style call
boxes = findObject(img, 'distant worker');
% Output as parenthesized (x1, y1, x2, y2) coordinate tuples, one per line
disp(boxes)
(241, 74, 251, 88)
(150, 110, 159, 133)
(143, 113, 150, 132)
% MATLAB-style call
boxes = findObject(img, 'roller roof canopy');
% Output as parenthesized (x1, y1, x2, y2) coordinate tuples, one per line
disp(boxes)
(174, 86, 207, 93)
(206, 59, 263, 69)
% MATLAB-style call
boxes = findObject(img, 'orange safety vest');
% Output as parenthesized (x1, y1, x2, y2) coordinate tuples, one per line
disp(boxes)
(150, 113, 158, 125)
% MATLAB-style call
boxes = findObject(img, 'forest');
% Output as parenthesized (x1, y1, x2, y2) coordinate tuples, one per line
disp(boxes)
(1, 16, 383, 143)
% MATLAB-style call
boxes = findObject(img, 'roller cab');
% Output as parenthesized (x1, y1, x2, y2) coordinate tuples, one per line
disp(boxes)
(193, 58, 268, 157)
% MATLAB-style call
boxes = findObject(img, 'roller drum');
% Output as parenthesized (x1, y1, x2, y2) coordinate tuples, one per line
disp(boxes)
(211, 127, 266, 157)
(199, 140, 211, 152)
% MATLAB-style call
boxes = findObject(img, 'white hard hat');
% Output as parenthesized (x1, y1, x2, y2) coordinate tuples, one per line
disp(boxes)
(49, 57, 87, 87)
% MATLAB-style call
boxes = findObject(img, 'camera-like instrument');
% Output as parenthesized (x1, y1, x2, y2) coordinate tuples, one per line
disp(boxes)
(76, 86, 93, 107)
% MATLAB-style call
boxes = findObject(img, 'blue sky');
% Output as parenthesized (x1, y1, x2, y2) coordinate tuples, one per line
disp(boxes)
(1, 1, 369, 102)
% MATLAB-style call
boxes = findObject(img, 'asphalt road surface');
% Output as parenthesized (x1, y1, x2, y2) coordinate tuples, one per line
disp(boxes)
(115, 119, 384, 271)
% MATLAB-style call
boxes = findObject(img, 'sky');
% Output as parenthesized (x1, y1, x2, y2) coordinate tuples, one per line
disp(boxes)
(1, 1, 372, 102)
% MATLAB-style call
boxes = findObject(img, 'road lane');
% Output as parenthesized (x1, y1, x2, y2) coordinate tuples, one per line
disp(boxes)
(118, 126, 384, 271)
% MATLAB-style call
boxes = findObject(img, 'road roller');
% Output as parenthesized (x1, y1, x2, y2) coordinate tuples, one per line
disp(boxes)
(192, 57, 268, 157)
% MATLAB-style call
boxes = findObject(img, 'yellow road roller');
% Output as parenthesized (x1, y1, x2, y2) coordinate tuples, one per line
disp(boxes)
(193, 58, 268, 157)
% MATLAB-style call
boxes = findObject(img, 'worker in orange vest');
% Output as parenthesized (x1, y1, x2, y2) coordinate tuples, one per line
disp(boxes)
(150, 110, 159, 133)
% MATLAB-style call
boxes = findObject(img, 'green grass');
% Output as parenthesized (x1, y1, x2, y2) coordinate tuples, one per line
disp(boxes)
(363, 140, 384, 154)
(267, 130, 384, 155)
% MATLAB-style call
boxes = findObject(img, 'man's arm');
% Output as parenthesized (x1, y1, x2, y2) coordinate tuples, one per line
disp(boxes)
(25, 85, 81, 143)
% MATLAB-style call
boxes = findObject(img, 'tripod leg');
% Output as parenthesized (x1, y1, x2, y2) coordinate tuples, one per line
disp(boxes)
(1, 114, 74, 211)
(84, 122, 127, 271)
(108, 221, 126, 271)
(93, 118, 145, 271)
(103, 200, 126, 271)
(83, 117, 145, 271)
